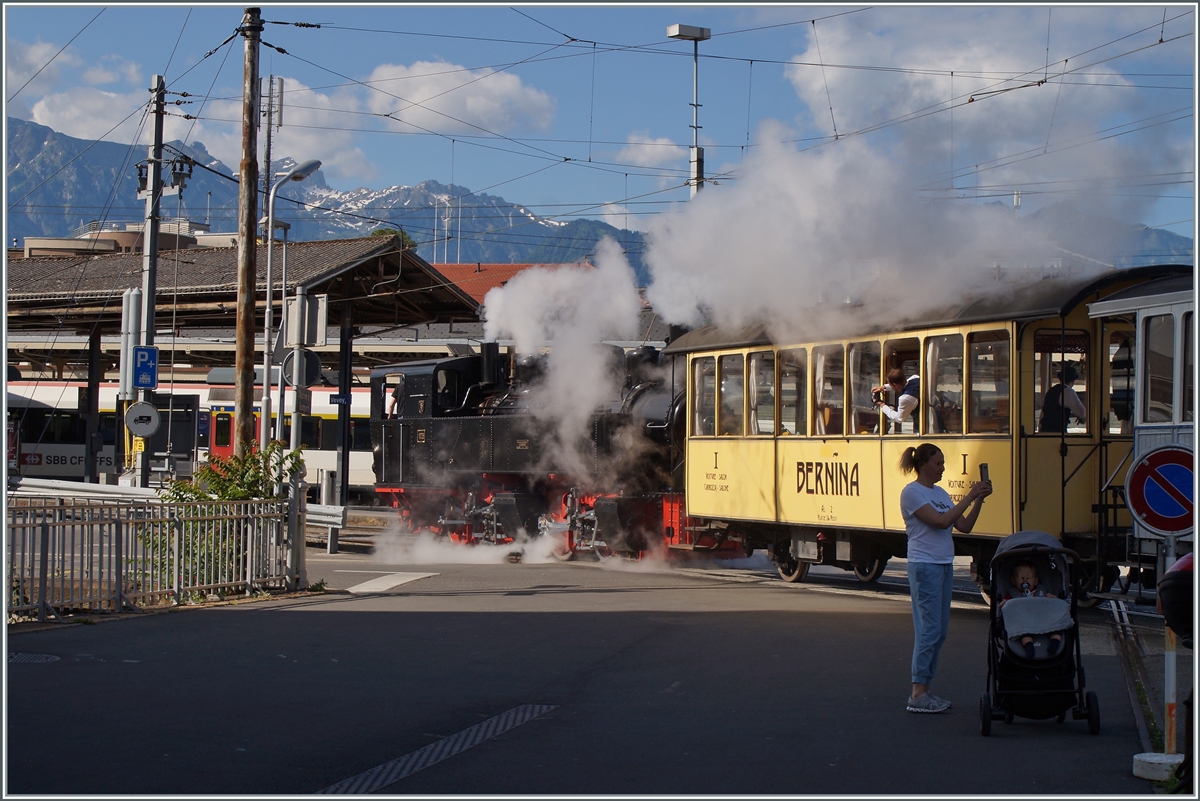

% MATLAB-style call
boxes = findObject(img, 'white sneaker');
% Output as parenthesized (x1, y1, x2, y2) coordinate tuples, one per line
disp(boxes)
(906, 693, 950, 713)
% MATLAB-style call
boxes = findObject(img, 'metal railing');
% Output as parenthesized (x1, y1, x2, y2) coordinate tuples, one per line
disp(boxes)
(7, 497, 290, 622)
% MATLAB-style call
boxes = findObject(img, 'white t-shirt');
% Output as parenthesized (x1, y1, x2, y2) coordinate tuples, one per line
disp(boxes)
(900, 481, 956, 564)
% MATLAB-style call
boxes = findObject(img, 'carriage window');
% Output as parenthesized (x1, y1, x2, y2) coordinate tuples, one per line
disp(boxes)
(214, 412, 232, 449)
(1184, 313, 1193, 423)
(748, 351, 775, 435)
(1107, 330, 1135, 435)
(692, 357, 716, 436)
(779, 348, 807, 435)
(882, 338, 920, 434)
(1143, 314, 1174, 423)
(1034, 330, 1089, 434)
(849, 341, 881, 435)
(719, 354, 745, 436)
(927, 335, 964, 434)
(813, 345, 844, 436)
(968, 331, 1010, 434)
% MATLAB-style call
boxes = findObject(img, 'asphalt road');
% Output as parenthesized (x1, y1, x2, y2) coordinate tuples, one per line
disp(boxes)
(6, 540, 1163, 795)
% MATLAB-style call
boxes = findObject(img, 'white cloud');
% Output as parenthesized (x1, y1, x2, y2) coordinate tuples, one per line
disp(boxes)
(363, 60, 555, 135)
(5, 40, 82, 119)
(30, 86, 150, 144)
(596, 203, 650, 232)
(82, 55, 142, 86)
(615, 132, 686, 169)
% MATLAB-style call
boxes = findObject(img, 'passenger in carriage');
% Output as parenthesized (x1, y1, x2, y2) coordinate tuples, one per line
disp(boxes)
(873, 368, 919, 432)
(1039, 363, 1086, 433)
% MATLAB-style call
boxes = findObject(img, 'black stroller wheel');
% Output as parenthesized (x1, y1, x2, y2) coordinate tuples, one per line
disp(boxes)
(1055, 710, 1066, 723)
(1086, 691, 1101, 735)
(1006, 710, 1016, 724)
(980, 692, 993, 737)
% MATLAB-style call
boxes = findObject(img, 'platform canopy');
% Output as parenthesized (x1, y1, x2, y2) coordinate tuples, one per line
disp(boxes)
(5, 235, 481, 372)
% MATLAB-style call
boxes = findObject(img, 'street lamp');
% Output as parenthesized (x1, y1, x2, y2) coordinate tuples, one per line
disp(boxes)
(667, 23, 710, 197)
(260, 215, 292, 443)
(260, 159, 321, 446)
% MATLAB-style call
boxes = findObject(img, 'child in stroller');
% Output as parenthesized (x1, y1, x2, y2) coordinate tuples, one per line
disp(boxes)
(999, 559, 1065, 659)
(980, 530, 1100, 736)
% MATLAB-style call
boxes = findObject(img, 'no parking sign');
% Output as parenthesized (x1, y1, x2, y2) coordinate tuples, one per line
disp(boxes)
(1126, 445, 1195, 537)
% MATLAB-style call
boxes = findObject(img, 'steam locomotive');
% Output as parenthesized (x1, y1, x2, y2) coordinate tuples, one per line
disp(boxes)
(369, 342, 745, 560)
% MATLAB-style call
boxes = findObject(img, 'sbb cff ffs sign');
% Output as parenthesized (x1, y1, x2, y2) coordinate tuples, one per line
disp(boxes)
(1126, 445, 1194, 537)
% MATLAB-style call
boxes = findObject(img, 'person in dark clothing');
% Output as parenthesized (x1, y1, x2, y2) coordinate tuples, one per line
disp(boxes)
(1039, 362, 1086, 433)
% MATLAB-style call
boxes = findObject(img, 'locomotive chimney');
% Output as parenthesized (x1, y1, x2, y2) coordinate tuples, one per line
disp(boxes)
(480, 341, 502, 386)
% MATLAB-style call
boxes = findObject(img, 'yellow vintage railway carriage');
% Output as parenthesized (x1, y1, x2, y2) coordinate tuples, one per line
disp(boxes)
(662, 264, 1191, 597)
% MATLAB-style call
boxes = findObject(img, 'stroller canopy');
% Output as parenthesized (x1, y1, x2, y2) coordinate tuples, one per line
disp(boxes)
(992, 530, 1072, 564)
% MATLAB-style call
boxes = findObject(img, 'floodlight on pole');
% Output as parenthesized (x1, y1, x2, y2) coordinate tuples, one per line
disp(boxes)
(667, 23, 710, 197)
(260, 159, 321, 446)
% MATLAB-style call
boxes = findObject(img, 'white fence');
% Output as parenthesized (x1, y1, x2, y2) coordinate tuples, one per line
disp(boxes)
(7, 497, 291, 622)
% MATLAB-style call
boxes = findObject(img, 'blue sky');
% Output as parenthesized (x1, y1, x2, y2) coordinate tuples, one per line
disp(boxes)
(5, 3, 1196, 237)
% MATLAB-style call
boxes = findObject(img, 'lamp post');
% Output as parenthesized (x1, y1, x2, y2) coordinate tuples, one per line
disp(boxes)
(259, 215, 292, 443)
(260, 159, 321, 446)
(667, 23, 710, 197)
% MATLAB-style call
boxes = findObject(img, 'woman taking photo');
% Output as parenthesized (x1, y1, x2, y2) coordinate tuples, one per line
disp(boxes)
(900, 443, 992, 713)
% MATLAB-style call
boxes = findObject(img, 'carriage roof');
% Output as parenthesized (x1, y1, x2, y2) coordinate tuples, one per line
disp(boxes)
(662, 264, 1192, 356)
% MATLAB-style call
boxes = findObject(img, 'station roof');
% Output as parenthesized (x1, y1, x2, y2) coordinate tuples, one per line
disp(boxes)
(5, 235, 479, 334)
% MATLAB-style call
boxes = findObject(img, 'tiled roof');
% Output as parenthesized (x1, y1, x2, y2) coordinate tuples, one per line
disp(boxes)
(432, 262, 593, 304)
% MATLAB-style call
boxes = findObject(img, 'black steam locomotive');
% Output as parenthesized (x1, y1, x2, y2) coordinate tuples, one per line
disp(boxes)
(368, 342, 744, 559)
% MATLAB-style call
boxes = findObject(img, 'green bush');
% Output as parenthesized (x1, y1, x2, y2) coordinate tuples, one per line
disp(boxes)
(161, 440, 305, 502)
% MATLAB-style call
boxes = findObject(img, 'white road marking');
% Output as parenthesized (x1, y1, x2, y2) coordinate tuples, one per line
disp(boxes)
(345, 572, 438, 594)
(317, 704, 558, 794)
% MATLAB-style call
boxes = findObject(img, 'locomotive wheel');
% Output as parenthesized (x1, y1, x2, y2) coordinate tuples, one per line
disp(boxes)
(551, 541, 575, 562)
(853, 556, 888, 583)
(778, 557, 809, 583)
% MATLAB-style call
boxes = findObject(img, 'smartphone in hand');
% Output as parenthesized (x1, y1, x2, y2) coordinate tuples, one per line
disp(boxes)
(980, 463, 990, 484)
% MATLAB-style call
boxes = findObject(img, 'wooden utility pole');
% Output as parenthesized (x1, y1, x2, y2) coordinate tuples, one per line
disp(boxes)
(235, 7, 262, 457)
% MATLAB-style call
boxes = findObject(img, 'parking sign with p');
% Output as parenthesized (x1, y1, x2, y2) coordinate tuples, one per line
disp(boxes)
(132, 346, 159, 390)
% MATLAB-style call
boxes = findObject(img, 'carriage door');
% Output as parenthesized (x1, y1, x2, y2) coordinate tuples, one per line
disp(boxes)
(1022, 328, 1093, 536)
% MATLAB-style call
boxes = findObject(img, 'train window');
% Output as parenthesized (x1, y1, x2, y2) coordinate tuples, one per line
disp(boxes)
(386, 375, 405, 418)
(1142, 314, 1175, 423)
(779, 348, 807, 436)
(813, 345, 844, 437)
(213, 413, 232, 449)
(196, 411, 211, 449)
(1107, 331, 1135, 435)
(848, 341, 881, 435)
(351, 419, 372, 451)
(692, 357, 716, 436)
(435, 369, 461, 412)
(927, 335, 964, 434)
(718, 354, 745, 436)
(1033, 330, 1089, 434)
(99, 413, 117, 446)
(968, 331, 1010, 435)
(281, 416, 322, 448)
(1184, 313, 1193, 423)
(882, 338, 920, 434)
(748, 351, 775, 435)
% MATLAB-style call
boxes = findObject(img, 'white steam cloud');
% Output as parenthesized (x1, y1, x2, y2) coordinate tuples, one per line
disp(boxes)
(482, 238, 643, 477)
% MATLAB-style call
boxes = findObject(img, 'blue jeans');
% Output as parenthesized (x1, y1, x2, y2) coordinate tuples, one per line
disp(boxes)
(909, 561, 954, 686)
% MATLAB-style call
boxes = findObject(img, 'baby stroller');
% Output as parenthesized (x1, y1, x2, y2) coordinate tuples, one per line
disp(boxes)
(980, 530, 1100, 736)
